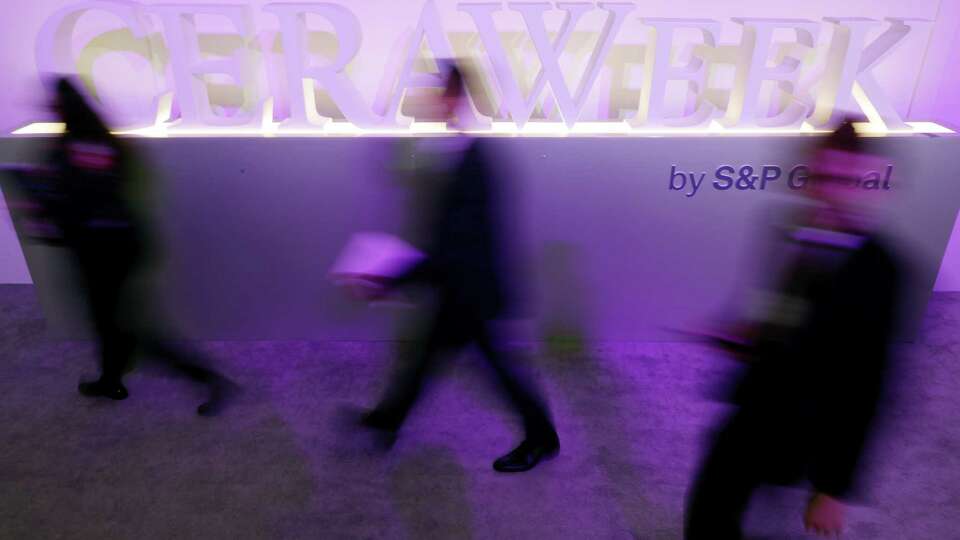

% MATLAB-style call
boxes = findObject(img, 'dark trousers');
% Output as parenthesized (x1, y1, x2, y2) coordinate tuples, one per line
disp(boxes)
(79, 247, 219, 388)
(374, 301, 556, 440)
(684, 419, 758, 539)
(685, 410, 803, 540)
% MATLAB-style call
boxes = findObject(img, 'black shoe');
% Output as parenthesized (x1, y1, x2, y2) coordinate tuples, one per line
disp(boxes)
(197, 378, 240, 417)
(360, 408, 401, 430)
(78, 380, 129, 401)
(493, 435, 560, 473)
(359, 409, 401, 450)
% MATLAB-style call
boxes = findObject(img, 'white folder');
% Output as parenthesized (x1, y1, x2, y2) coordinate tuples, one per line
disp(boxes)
(329, 232, 426, 283)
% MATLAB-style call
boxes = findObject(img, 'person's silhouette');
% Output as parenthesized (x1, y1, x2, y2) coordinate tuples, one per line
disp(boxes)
(685, 121, 903, 538)
(359, 63, 559, 472)
(29, 78, 237, 415)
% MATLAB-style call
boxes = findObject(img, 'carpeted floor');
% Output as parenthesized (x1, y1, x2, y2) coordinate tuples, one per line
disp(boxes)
(1, 284, 958, 540)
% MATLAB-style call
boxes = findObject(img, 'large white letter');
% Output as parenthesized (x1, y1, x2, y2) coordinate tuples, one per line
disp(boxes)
(150, 3, 265, 128)
(723, 18, 820, 129)
(35, 0, 159, 125)
(518, 2, 633, 127)
(462, 2, 631, 128)
(809, 17, 930, 129)
(381, 0, 489, 128)
(264, 3, 380, 129)
(630, 18, 720, 128)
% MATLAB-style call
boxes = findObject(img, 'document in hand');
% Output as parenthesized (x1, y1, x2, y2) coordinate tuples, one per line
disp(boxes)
(329, 232, 425, 283)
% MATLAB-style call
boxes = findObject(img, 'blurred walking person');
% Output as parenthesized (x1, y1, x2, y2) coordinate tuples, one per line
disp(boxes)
(11, 78, 237, 415)
(685, 121, 904, 538)
(355, 63, 559, 472)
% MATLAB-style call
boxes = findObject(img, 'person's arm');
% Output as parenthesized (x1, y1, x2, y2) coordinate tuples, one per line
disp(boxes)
(807, 358, 886, 497)
(805, 250, 900, 534)
(803, 348, 882, 538)
(809, 265, 896, 496)
(389, 256, 435, 288)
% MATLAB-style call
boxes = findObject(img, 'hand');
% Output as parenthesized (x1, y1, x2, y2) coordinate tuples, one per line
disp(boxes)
(337, 275, 392, 301)
(350, 282, 388, 301)
(804, 493, 845, 537)
(693, 321, 757, 363)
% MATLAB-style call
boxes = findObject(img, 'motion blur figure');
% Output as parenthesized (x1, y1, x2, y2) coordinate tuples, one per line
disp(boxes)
(12, 78, 236, 415)
(359, 63, 559, 472)
(684, 122, 903, 538)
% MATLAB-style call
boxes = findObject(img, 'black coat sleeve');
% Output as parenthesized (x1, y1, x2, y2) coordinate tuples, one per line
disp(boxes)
(808, 244, 901, 498)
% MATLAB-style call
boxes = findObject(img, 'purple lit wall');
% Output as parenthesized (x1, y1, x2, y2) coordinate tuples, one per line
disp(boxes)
(9, 135, 960, 341)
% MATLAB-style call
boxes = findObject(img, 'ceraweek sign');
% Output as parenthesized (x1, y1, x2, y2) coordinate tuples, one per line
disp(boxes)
(33, 1, 934, 133)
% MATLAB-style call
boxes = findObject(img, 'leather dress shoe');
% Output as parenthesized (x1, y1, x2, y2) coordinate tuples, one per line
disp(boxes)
(359, 409, 401, 450)
(197, 378, 241, 417)
(493, 435, 560, 473)
(78, 380, 129, 401)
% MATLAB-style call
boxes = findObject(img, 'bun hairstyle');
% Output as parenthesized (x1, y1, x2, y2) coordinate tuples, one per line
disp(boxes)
(440, 60, 465, 100)
(821, 118, 863, 154)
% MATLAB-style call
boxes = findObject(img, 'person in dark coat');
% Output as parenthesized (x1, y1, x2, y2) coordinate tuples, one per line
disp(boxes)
(17, 78, 236, 415)
(359, 63, 559, 472)
(684, 121, 903, 538)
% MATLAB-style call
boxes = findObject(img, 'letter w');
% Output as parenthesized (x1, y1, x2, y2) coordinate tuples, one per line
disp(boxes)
(461, 2, 632, 127)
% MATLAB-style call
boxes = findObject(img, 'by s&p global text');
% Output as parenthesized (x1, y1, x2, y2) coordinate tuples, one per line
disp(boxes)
(668, 164, 894, 198)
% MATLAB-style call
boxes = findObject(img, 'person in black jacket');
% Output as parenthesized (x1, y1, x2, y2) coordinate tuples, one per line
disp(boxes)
(358, 63, 559, 472)
(684, 121, 903, 538)
(19, 78, 236, 415)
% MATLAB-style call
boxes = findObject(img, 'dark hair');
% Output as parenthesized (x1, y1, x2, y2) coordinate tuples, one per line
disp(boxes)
(442, 62, 465, 100)
(55, 77, 112, 141)
(821, 118, 863, 154)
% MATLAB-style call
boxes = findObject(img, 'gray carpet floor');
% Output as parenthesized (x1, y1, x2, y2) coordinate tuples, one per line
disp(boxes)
(1, 285, 958, 540)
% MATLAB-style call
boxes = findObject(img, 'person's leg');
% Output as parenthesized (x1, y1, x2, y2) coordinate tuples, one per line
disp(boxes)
(140, 337, 217, 383)
(78, 263, 134, 399)
(684, 416, 760, 540)
(474, 321, 555, 439)
(471, 320, 558, 472)
(138, 335, 238, 416)
(366, 305, 465, 432)
(98, 328, 136, 386)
